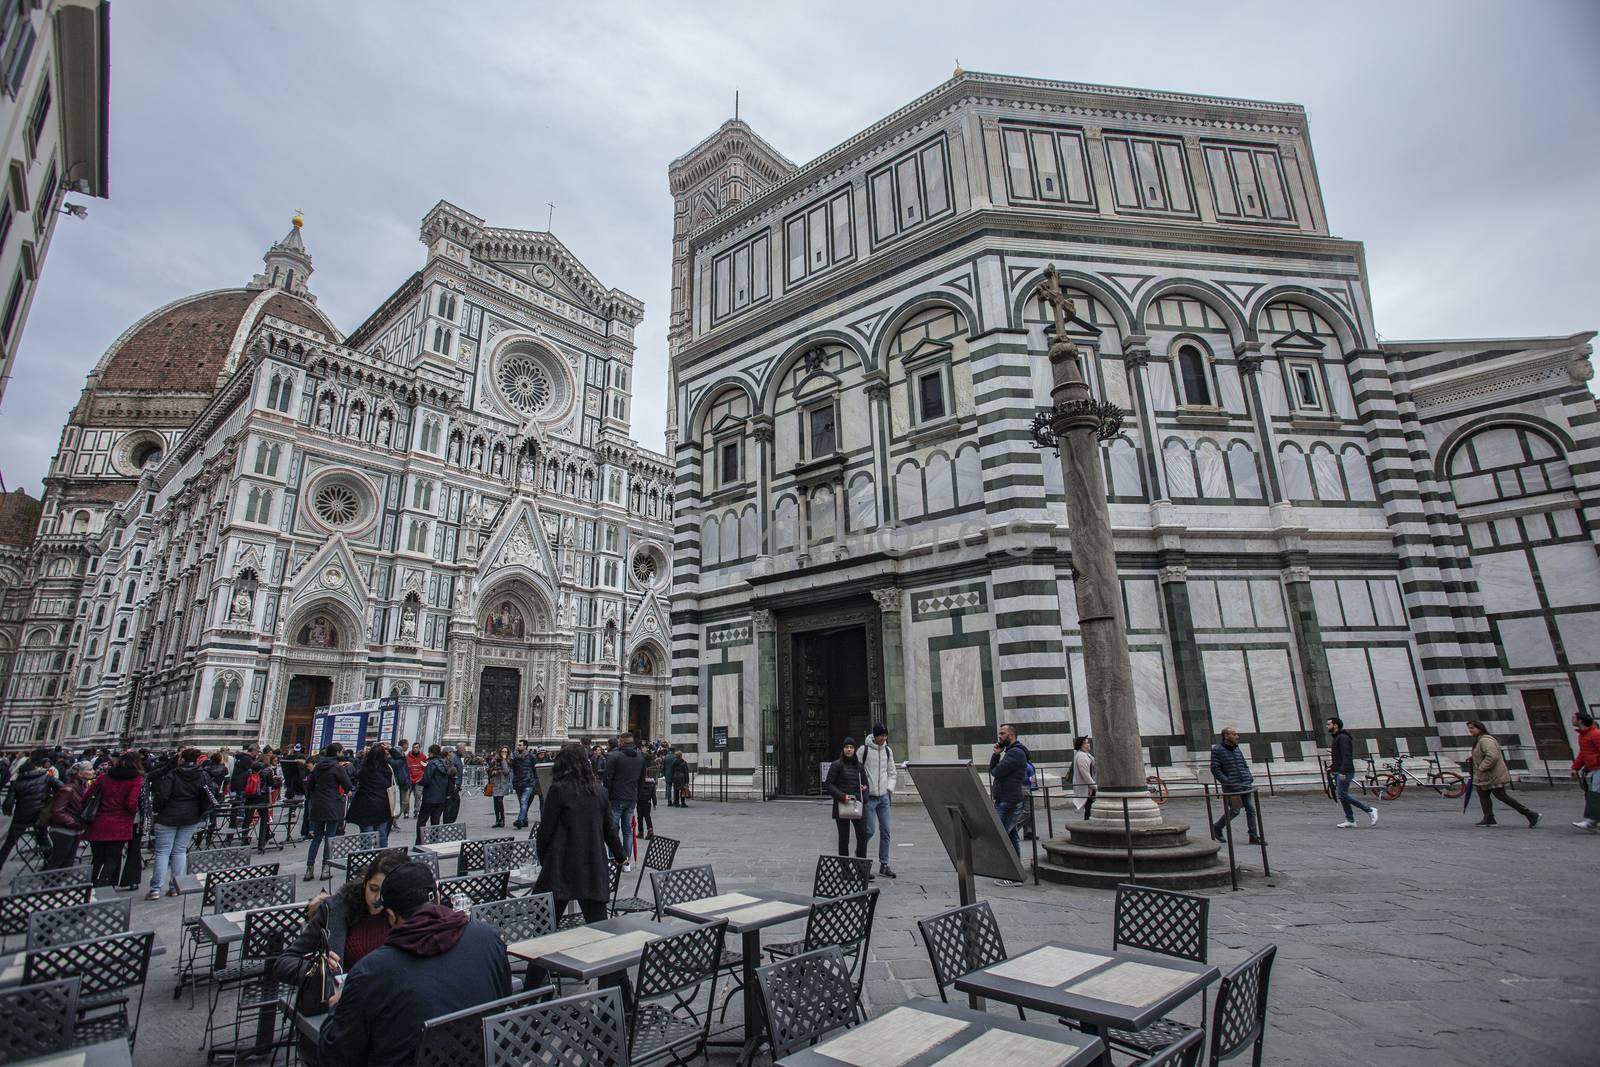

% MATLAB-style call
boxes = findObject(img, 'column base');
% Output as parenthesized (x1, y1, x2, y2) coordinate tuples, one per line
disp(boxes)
(1084, 788, 1165, 828)
(1039, 791, 1231, 889)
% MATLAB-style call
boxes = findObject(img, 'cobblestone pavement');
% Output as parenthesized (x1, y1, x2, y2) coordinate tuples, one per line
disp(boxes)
(11, 785, 1593, 1067)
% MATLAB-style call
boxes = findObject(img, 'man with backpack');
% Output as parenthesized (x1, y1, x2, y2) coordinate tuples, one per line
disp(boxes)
(229, 743, 261, 828)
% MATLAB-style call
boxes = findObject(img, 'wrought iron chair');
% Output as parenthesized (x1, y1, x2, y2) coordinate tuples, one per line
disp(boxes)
(626, 919, 727, 1065)
(1105, 883, 1211, 1059)
(482, 838, 537, 874)
(203, 902, 305, 1056)
(648, 864, 744, 1022)
(177, 867, 286, 1002)
(421, 821, 466, 845)
(557, 862, 621, 930)
(27, 897, 132, 949)
(10, 863, 92, 893)
(186, 845, 255, 874)
(812, 854, 872, 898)
(1206, 945, 1276, 1067)
(457, 836, 514, 877)
(0, 884, 94, 949)
(754, 945, 859, 1059)
(437, 870, 510, 906)
(414, 985, 553, 1067)
(524, 819, 540, 841)
(482, 987, 629, 1067)
(0, 977, 80, 1061)
(321, 831, 380, 886)
(342, 846, 409, 884)
(411, 849, 440, 878)
(916, 900, 1024, 1019)
(470, 893, 556, 944)
(764, 888, 879, 1016)
(23, 930, 155, 1048)
(609, 835, 679, 916)
(1138, 1027, 1206, 1067)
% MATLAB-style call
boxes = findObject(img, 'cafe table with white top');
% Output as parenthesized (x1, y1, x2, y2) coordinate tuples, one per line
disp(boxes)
(505, 913, 688, 983)
(9, 1038, 133, 1067)
(952, 940, 1218, 1067)
(776, 997, 1105, 1067)
(663, 887, 817, 1065)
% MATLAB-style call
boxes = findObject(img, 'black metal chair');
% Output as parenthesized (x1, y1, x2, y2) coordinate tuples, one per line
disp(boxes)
(421, 821, 466, 845)
(343, 846, 409, 884)
(1137, 1027, 1206, 1067)
(482, 839, 537, 874)
(321, 831, 380, 885)
(23, 930, 155, 1048)
(1206, 945, 1276, 1066)
(648, 865, 743, 1016)
(754, 945, 858, 1059)
(10, 863, 92, 893)
(916, 900, 1024, 1018)
(27, 897, 132, 949)
(204, 902, 305, 1056)
(411, 850, 441, 878)
(812, 854, 872, 898)
(186, 846, 255, 875)
(414, 985, 553, 1067)
(457, 836, 513, 877)
(0, 884, 94, 949)
(177, 862, 274, 992)
(179, 870, 292, 1004)
(1105, 883, 1211, 1058)
(470, 893, 556, 943)
(0, 977, 80, 1060)
(437, 870, 510, 906)
(610, 835, 679, 916)
(524, 819, 540, 842)
(626, 919, 727, 1065)
(482, 987, 629, 1067)
(764, 889, 878, 1016)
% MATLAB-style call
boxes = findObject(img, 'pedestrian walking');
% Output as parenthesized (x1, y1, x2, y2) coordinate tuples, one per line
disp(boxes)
(488, 747, 512, 828)
(534, 743, 628, 927)
(304, 743, 354, 881)
(82, 750, 144, 886)
(244, 749, 280, 853)
(1466, 721, 1540, 828)
(860, 723, 897, 879)
(638, 749, 659, 840)
(510, 741, 536, 829)
(348, 744, 396, 848)
(668, 748, 689, 807)
(45, 761, 94, 869)
(388, 742, 411, 824)
(442, 744, 465, 824)
(989, 724, 1029, 884)
(824, 738, 870, 862)
(1327, 717, 1379, 829)
(1571, 711, 1600, 831)
(1209, 727, 1261, 843)
(0, 749, 56, 869)
(1071, 735, 1096, 820)
(601, 733, 646, 869)
(413, 745, 453, 845)
(147, 747, 212, 899)
(405, 742, 426, 818)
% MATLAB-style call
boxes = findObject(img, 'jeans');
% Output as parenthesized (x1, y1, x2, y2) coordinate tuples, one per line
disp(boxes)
(995, 799, 1025, 858)
(1335, 772, 1374, 821)
(358, 822, 390, 848)
(835, 816, 869, 858)
(1213, 791, 1259, 839)
(305, 820, 341, 869)
(610, 800, 637, 861)
(863, 794, 892, 865)
(516, 787, 536, 825)
(149, 821, 201, 892)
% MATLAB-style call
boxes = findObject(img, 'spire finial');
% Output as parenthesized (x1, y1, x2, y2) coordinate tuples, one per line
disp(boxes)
(953, 59, 964, 78)
(291, 208, 304, 229)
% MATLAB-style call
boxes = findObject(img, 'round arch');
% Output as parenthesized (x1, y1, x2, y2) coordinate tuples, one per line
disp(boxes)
(761, 329, 872, 416)
(284, 598, 364, 650)
(1248, 285, 1365, 353)
(1007, 268, 1135, 338)
(475, 576, 556, 636)
(872, 292, 981, 366)
(686, 376, 760, 438)
(1135, 278, 1249, 344)
(1434, 414, 1576, 484)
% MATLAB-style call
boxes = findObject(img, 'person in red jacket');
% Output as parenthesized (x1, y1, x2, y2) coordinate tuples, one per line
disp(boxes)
(405, 742, 427, 818)
(84, 751, 146, 886)
(1572, 711, 1600, 831)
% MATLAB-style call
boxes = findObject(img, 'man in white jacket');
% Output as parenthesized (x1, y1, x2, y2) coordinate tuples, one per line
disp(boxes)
(861, 723, 898, 879)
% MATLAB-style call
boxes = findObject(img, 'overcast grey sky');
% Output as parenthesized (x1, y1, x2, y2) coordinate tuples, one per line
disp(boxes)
(2, 0, 1596, 496)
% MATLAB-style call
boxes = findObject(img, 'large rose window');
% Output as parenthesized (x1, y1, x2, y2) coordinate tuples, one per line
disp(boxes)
(313, 483, 360, 527)
(497, 354, 554, 416)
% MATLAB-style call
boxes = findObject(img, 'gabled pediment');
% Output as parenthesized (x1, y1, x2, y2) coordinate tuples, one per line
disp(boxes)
(1272, 328, 1326, 350)
(476, 496, 559, 584)
(285, 533, 370, 620)
(899, 336, 954, 367)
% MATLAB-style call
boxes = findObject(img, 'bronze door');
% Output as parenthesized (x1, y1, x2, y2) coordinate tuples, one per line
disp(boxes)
(476, 667, 520, 754)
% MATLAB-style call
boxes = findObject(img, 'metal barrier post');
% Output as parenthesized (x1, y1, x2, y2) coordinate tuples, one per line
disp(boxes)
(1027, 792, 1040, 885)
(1254, 787, 1271, 879)
(1220, 785, 1240, 893)
(1121, 798, 1137, 884)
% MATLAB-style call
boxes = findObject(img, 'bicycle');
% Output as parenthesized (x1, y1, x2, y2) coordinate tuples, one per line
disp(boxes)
(1374, 752, 1465, 801)
(1145, 772, 1169, 805)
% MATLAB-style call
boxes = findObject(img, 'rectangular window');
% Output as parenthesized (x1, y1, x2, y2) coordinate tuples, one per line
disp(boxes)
(2, 6, 35, 98)
(710, 231, 770, 324)
(1103, 132, 1195, 216)
(33, 159, 55, 233)
(1203, 141, 1297, 224)
(783, 189, 854, 287)
(0, 193, 11, 252)
(807, 404, 838, 458)
(916, 370, 948, 422)
(719, 439, 740, 485)
(1288, 361, 1323, 411)
(0, 270, 23, 343)
(866, 136, 954, 247)
(25, 76, 48, 155)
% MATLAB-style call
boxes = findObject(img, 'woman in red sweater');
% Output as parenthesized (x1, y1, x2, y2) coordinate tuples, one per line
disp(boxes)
(1573, 710, 1600, 831)
(84, 751, 146, 887)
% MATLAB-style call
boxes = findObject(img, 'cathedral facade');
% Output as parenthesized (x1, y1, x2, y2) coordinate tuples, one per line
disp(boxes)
(665, 71, 1600, 795)
(0, 202, 674, 751)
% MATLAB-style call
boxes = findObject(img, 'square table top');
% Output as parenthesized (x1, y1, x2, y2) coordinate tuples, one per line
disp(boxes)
(776, 997, 1104, 1067)
(199, 903, 301, 945)
(663, 887, 815, 933)
(952, 941, 1218, 1033)
(505, 913, 687, 982)
(10, 1038, 133, 1067)
(413, 839, 465, 859)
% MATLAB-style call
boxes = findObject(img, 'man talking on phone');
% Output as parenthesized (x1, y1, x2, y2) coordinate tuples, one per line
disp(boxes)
(988, 723, 1029, 886)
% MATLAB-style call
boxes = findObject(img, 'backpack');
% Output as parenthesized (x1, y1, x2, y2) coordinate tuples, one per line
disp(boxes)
(243, 770, 262, 797)
(1025, 761, 1037, 790)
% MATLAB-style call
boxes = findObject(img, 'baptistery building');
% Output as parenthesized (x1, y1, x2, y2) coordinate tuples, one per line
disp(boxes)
(665, 71, 1599, 795)
(0, 202, 674, 751)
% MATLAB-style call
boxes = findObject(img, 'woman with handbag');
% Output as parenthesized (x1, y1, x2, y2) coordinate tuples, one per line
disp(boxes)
(83, 750, 144, 886)
(488, 747, 512, 828)
(44, 761, 95, 869)
(347, 744, 396, 848)
(824, 738, 870, 859)
(533, 743, 627, 928)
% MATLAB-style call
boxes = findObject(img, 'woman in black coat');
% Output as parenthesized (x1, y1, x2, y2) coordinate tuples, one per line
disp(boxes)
(413, 745, 454, 845)
(534, 743, 626, 925)
(346, 744, 395, 848)
(824, 738, 869, 859)
(302, 744, 354, 881)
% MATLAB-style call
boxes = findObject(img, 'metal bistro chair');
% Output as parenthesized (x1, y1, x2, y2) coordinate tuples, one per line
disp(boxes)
(764, 889, 879, 1017)
(557, 862, 621, 930)
(482, 839, 537, 874)
(411, 849, 441, 879)
(1206, 945, 1277, 1067)
(524, 819, 540, 842)
(23, 930, 156, 1048)
(916, 900, 1025, 1019)
(483, 987, 629, 1067)
(755, 945, 859, 1060)
(470, 893, 556, 943)
(10, 863, 92, 893)
(421, 821, 466, 845)
(203, 902, 305, 1056)
(457, 836, 514, 878)
(27, 897, 132, 949)
(1105, 883, 1211, 1059)
(0, 884, 94, 950)
(811, 854, 872, 898)
(648, 865, 744, 1021)
(436, 870, 510, 906)
(342, 846, 409, 884)
(187, 846, 255, 875)
(0, 977, 80, 1061)
(625, 919, 727, 1066)
(176, 864, 280, 998)
(320, 831, 380, 886)
(609, 835, 679, 917)
(413, 985, 554, 1067)
(1138, 1028, 1206, 1067)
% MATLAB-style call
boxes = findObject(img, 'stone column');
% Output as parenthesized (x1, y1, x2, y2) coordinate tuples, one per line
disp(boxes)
(872, 587, 907, 752)
(1282, 558, 1337, 746)
(1157, 556, 1212, 755)
(1236, 345, 1284, 502)
(753, 608, 777, 797)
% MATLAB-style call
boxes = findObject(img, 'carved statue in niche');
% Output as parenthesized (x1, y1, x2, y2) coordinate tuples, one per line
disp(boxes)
(471, 439, 484, 468)
(545, 462, 559, 492)
(296, 615, 339, 649)
(229, 589, 253, 624)
(486, 600, 525, 639)
(448, 434, 462, 464)
(399, 605, 418, 640)
(316, 394, 334, 430)
(376, 410, 393, 446)
(602, 622, 616, 661)
(492, 446, 505, 477)
(519, 457, 535, 485)
(347, 406, 364, 437)
(463, 496, 482, 528)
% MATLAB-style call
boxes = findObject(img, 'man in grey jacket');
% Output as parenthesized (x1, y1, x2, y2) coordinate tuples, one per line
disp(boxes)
(860, 723, 898, 879)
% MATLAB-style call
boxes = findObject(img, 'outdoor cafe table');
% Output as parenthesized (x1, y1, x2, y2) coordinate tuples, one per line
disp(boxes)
(952, 941, 1219, 1067)
(10, 1038, 134, 1067)
(505, 913, 688, 983)
(663, 887, 817, 1064)
(776, 997, 1105, 1067)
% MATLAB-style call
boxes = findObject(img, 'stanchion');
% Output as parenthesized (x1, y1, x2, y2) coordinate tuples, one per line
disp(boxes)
(1120, 798, 1137, 884)
(1026, 792, 1040, 886)
(1253, 788, 1271, 879)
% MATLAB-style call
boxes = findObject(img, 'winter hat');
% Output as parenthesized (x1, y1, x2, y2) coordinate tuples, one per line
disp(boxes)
(377, 861, 436, 914)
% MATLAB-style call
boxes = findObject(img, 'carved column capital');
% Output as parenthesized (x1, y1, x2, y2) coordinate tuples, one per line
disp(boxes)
(1280, 564, 1313, 585)
(751, 609, 776, 635)
(750, 414, 773, 443)
(1124, 346, 1151, 369)
(1158, 564, 1188, 585)
(871, 587, 903, 614)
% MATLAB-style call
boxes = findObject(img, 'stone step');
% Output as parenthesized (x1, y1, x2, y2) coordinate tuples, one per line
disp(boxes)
(1060, 820, 1198, 850)
(1041, 836, 1225, 874)
(1035, 858, 1236, 891)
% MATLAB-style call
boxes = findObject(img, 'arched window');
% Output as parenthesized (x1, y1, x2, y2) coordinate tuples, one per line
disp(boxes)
(109, 651, 121, 673)
(254, 442, 271, 474)
(116, 616, 128, 638)
(1446, 424, 1573, 506)
(71, 510, 91, 534)
(1228, 441, 1263, 499)
(208, 672, 242, 720)
(266, 375, 283, 410)
(433, 326, 452, 353)
(93, 605, 105, 627)
(1177, 344, 1212, 406)
(123, 581, 136, 604)
(1341, 446, 1376, 501)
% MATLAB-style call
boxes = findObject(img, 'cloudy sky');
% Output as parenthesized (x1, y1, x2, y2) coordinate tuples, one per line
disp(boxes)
(1, 0, 1596, 495)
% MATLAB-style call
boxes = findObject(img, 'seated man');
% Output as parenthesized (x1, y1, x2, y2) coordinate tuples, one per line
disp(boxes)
(318, 862, 512, 1067)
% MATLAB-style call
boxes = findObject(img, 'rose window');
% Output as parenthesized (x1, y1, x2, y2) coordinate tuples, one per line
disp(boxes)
(313, 483, 360, 527)
(632, 553, 658, 585)
(497, 354, 554, 416)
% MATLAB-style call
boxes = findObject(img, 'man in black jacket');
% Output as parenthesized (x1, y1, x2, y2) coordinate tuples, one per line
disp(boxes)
(1328, 717, 1378, 829)
(0, 749, 55, 868)
(229, 743, 261, 828)
(988, 724, 1029, 883)
(388, 743, 411, 822)
(1209, 728, 1260, 844)
(304, 745, 355, 881)
(319, 862, 512, 1067)
(600, 733, 646, 870)
(510, 740, 537, 829)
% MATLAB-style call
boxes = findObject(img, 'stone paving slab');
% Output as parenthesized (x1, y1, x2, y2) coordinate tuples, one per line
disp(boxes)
(5, 785, 1594, 1066)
